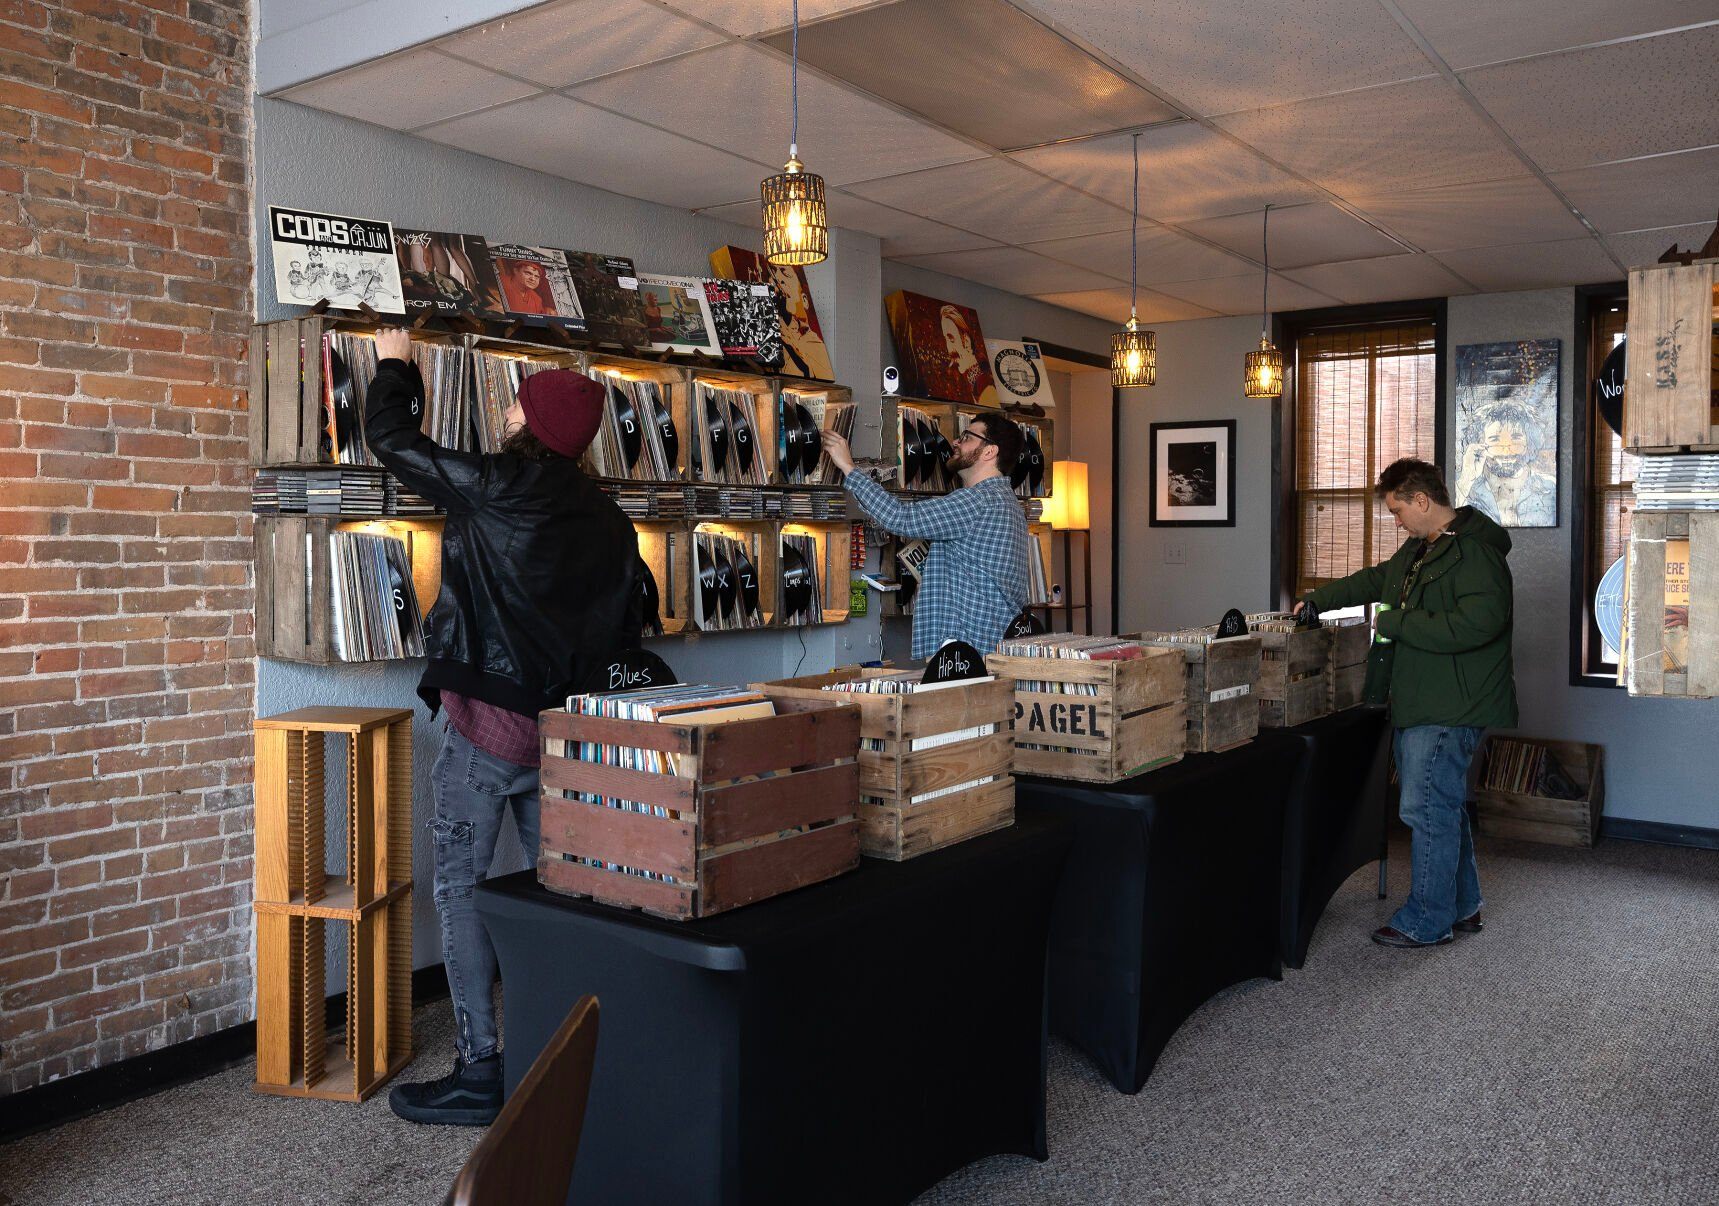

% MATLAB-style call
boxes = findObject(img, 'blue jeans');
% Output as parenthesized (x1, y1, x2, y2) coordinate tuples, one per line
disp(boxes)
(430, 724, 540, 1062)
(1390, 724, 1484, 944)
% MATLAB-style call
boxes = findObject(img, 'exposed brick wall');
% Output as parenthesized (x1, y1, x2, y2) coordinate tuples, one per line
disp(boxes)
(0, 0, 254, 1095)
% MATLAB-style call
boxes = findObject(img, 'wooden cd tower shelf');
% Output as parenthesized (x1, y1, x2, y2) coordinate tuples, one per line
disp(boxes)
(253, 707, 414, 1103)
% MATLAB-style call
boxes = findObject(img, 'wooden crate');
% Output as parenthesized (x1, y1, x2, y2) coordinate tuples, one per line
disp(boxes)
(1473, 738, 1604, 848)
(635, 521, 693, 637)
(1248, 613, 1332, 728)
(1326, 619, 1372, 712)
(583, 354, 691, 482)
(754, 668, 1016, 860)
(1623, 259, 1719, 454)
(985, 647, 1186, 783)
(251, 315, 337, 466)
(1131, 630, 1261, 753)
(1624, 510, 1719, 698)
(536, 697, 861, 919)
(781, 521, 852, 625)
(253, 708, 413, 1102)
(690, 369, 780, 485)
(254, 515, 442, 664)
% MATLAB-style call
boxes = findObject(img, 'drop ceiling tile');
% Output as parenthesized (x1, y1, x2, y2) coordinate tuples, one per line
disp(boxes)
(1433, 238, 1622, 292)
(677, 0, 891, 38)
(1394, 0, 1718, 70)
(1025, 0, 1434, 115)
(895, 247, 1119, 294)
(1461, 25, 1719, 171)
(1344, 176, 1587, 251)
(1030, 287, 1220, 325)
(572, 42, 986, 186)
(764, 0, 1181, 149)
(1212, 77, 1525, 194)
(1551, 146, 1719, 234)
(1024, 225, 1255, 284)
(1177, 203, 1408, 268)
(1013, 123, 1324, 222)
(698, 193, 1003, 256)
(1283, 254, 1474, 303)
(847, 157, 1134, 243)
(436, 0, 724, 89)
(280, 49, 540, 131)
(1603, 223, 1718, 271)
(420, 93, 771, 210)
(1155, 272, 1341, 315)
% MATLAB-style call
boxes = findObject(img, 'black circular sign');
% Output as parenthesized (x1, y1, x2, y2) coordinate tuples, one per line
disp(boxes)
(1004, 610, 1045, 639)
(921, 640, 989, 684)
(1595, 337, 1625, 438)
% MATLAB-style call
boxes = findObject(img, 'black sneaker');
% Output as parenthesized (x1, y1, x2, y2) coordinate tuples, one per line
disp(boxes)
(388, 1054, 502, 1126)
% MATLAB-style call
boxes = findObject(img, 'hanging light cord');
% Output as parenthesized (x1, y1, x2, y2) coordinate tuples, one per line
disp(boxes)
(1260, 204, 1271, 336)
(1129, 133, 1140, 319)
(789, 0, 800, 160)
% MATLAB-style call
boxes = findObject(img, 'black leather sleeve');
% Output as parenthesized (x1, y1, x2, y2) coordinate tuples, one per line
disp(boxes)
(364, 358, 490, 514)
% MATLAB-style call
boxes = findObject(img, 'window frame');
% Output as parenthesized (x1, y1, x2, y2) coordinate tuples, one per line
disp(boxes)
(1568, 282, 1630, 689)
(1271, 299, 1449, 609)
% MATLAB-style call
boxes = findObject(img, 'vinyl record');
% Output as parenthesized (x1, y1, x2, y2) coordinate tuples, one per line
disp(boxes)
(729, 401, 755, 475)
(732, 544, 760, 618)
(610, 382, 642, 470)
(933, 425, 954, 467)
(1024, 429, 1045, 494)
(704, 392, 729, 472)
(896, 555, 919, 610)
(651, 391, 679, 471)
(638, 558, 662, 637)
(697, 544, 719, 622)
(1009, 443, 1030, 491)
(788, 401, 819, 479)
(905, 415, 930, 487)
(781, 542, 814, 619)
(327, 346, 358, 461)
(713, 546, 738, 618)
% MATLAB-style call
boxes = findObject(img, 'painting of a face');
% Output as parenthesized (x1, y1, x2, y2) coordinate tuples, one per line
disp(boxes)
(941, 311, 974, 371)
(1482, 420, 1529, 477)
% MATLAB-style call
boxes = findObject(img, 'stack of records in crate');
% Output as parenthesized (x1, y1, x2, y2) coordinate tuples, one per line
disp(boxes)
(995, 634, 1147, 694)
(328, 529, 426, 662)
(324, 331, 475, 458)
(1634, 453, 1719, 510)
(819, 670, 1002, 807)
(897, 405, 953, 492)
(691, 382, 767, 486)
(585, 375, 680, 482)
(1026, 537, 1049, 605)
(779, 390, 854, 485)
(692, 531, 766, 632)
(778, 531, 824, 626)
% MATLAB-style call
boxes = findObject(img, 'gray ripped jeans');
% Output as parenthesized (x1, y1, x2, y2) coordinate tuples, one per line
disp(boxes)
(430, 724, 540, 1062)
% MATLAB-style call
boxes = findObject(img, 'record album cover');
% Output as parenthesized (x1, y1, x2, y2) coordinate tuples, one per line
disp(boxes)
(701, 277, 783, 367)
(989, 339, 1055, 410)
(270, 205, 404, 314)
(886, 290, 997, 406)
(394, 228, 503, 318)
(490, 243, 586, 331)
(708, 245, 833, 380)
(636, 273, 722, 355)
(563, 251, 650, 347)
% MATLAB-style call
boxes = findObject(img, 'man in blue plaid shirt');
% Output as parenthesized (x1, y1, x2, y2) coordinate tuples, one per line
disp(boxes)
(822, 412, 1029, 658)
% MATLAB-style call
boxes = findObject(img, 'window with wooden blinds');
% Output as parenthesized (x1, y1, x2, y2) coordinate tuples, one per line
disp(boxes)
(1294, 322, 1437, 597)
(1581, 300, 1632, 676)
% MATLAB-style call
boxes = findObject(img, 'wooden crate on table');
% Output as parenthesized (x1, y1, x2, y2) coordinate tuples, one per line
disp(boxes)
(1131, 630, 1261, 753)
(1325, 619, 1372, 711)
(1624, 510, 1719, 698)
(1622, 259, 1719, 454)
(536, 697, 861, 919)
(253, 707, 414, 1102)
(1473, 737, 1604, 848)
(754, 668, 1016, 860)
(1248, 613, 1332, 728)
(985, 646, 1186, 783)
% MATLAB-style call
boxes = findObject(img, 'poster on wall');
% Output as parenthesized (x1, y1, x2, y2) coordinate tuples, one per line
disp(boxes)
(393, 228, 503, 318)
(708, 246, 833, 380)
(1453, 339, 1560, 528)
(269, 205, 404, 314)
(490, 243, 587, 331)
(885, 290, 998, 406)
(635, 273, 722, 355)
(562, 251, 650, 347)
(989, 339, 1055, 411)
(702, 277, 783, 367)
(1149, 420, 1236, 527)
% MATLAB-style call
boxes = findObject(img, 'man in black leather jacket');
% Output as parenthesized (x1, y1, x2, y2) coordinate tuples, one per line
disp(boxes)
(363, 328, 639, 1125)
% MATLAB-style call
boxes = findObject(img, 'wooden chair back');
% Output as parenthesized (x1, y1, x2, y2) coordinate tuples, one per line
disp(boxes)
(446, 994, 600, 1206)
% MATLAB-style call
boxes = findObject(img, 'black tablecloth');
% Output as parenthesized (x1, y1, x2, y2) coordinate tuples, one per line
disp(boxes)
(1016, 738, 1301, 1094)
(476, 812, 1074, 1206)
(1275, 707, 1391, 968)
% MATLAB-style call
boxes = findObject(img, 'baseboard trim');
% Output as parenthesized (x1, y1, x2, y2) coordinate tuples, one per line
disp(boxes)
(0, 963, 449, 1145)
(1600, 817, 1719, 851)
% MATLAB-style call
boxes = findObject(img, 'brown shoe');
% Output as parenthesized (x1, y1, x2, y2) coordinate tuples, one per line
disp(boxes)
(1454, 912, 1484, 934)
(1371, 925, 1453, 949)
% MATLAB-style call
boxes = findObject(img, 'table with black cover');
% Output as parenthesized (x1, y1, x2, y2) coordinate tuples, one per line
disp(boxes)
(1016, 736, 1303, 1095)
(1275, 706, 1392, 968)
(475, 812, 1074, 1206)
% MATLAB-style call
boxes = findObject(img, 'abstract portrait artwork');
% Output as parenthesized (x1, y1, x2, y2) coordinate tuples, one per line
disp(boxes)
(1454, 339, 1560, 528)
(884, 290, 998, 406)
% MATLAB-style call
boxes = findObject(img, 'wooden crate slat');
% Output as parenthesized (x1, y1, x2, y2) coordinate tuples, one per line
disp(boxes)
(698, 703, 860, 781)
(539, 709, 699, 756)
(248, 322, 268, 465)
(265, 321, 301, 466)
(698, 820, 862, 916)
(1624, 261, 1718, 451)
(699, 761, 858, 849)
(299, 317, 326, 463)
(896, 677, 1019, 741)
(540, 796, 697, 881)
(861, 778, 1015, 863)
(540, 752, 698, 814)
(895, 730, 1015, 798)
(538, 852, 696, 920)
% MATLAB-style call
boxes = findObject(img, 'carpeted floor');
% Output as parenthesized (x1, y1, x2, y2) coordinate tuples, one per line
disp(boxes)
(3, 834, 1716, 1206)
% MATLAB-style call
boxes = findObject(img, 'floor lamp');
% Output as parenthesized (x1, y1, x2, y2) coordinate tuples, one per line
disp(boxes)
(1044, 460, 1092, 635)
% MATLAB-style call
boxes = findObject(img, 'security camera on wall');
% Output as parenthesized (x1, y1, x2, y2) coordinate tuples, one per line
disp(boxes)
(883, 366, 900, 395)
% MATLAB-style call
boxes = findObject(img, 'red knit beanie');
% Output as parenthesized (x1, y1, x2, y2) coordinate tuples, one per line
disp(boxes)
(518, 370, 605, 459)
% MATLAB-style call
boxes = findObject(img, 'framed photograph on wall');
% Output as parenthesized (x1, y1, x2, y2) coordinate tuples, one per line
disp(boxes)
(1149, 420, 1236, 527)
(1453, 339, 1560, 528)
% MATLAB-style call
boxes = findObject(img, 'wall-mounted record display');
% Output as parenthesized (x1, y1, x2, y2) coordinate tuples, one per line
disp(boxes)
(636, 273, 721, 355)
(692, 530, 766, 631)
(586, 373, 680, 481)
(896, 405, 953, 492)
(491, 243, 586, 331)
(778, 532, 824, 626)
(692, 383, 766, 485)
(562, 252, 650, 348)
(270, 205, 405, 315)
(395, 228, 503, 319)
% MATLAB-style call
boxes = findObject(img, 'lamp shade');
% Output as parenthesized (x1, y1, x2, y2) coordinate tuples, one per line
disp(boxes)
(1045, 460, 1090, 531)
(1243, 335, 1284, 399)
(1111, 320, 1156, 389)
(761, 157, 828, 266)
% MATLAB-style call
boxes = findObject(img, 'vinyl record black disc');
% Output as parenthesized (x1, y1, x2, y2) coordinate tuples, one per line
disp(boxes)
(781, 543, 814, 619)
(733, 545, 760, 618)
(789, 401, 819, 479)
(638, 558, 662, 637)
(1024, 429, 1045, 494)
(896, 554, 919, 610)
(906, 416, 930, 487)
(729, 402, 755, 474)
(650, 390, 679, 471)
(704, 393, 729, 472)
(1009, 447, 1030, 491)
(610, 383, 642, 470)
(327, 346, 358, 462)
(713, 546, 738, 618)
(697, 545, 719, 622)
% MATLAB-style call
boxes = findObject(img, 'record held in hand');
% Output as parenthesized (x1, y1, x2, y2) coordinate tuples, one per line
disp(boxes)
(713, 546, 738, 618)
(697, 546, 719, 620)
(638, 558, 662, 637)
(729, 401, 755, 474)
(1024, 429, 1046, 494)
(781, 542, 815, 619)
(733, 544, 760, 618)
(327, 345, 359, 461)
(651, 392, 679, 471)
(610, 382, 643, 470)
(704, 392, 729, 472)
